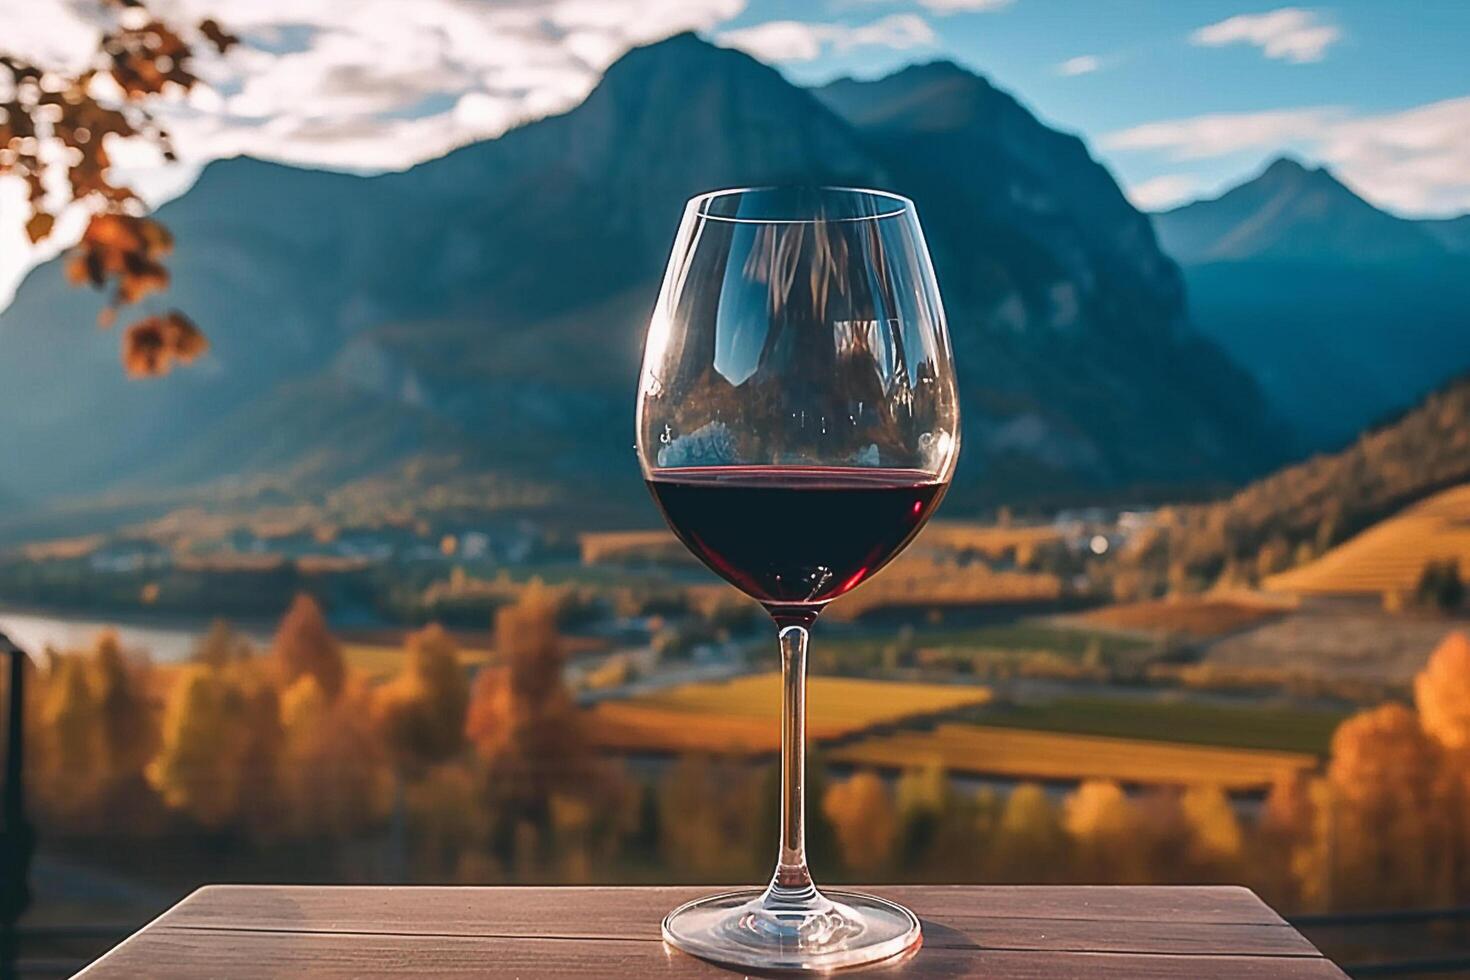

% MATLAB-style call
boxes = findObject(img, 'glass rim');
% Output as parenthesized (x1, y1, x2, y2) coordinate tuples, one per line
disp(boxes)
(688, 186, 914, 225)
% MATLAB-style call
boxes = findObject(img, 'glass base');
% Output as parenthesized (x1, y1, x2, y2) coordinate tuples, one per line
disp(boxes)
(662, 887, 922, 971)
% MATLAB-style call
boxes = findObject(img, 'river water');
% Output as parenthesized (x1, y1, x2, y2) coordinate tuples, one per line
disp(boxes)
(0, 608, 272, 663)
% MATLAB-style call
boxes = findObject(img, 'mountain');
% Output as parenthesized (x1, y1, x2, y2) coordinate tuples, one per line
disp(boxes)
(0, 35, 1280, 537)
(1153, 158, 1470, 450)
(1154, 157, 1448, 265)
(819, 62, 1279, 498)
(1121, 372, 1470, 593)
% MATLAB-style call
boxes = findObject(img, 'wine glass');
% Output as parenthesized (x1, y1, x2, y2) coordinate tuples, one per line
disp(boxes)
(636, 186, 960, 970)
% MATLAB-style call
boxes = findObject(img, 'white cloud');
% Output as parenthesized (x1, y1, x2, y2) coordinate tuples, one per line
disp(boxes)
(1191, 7, 1341, 63)
(1102, 107, 1340, 160)
(1320, 96, 1470, 214)
(0, 0, 747, 306)
(842, 0, 1011, 12)
(1056, 55, 1101, 77)
(1104, 97, 1470, 216)
(719, 14, 935, 64)
(1126, 175, 1200, 211)
(916, 0, 1013, 11)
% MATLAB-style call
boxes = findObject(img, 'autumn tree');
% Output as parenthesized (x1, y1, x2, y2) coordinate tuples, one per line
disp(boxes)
(468, 584, 594, 861)
(1257, 771, 1330, 910)
(1415, 632, 1470, 749)
(375, 624, 469, 875)
(271, 594, 344, 700)
(148, 660, 281, 832)
(1, 0, 237, 374)
(86, 631, 158, 804)
(278, 674, 387, 839)
(822, 770, 897, 873)
(1180, 784, 1243, 871)
(1413, 632, 1470, 898)
(1063, 780, 1146, 882)
(987, 782, 1068, 883)
(887, 764, 981, 875)
(657, 755, 762, 878)
(376, 625, 468, 776)
(35, 654, 101, 823)
(1327, 703, 1448, 907)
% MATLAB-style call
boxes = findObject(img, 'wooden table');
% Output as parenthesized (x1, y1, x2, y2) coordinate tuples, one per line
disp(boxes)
(77, 884, 1346, 978)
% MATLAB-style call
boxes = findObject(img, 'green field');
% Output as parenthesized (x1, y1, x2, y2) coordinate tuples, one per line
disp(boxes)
(824, 622, 1148, 657)
(965, 695, 1347, 755)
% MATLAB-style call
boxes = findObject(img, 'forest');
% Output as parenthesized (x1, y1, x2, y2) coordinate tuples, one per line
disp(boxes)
(18, 586, 1470, 915)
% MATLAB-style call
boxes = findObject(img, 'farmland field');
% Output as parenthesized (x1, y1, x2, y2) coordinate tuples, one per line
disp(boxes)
(1074, 595, 1292, 638)
(969, 696, 1346, 754)
(342, 642, 491, 680)
(824, 622, 1148, 659)
(823, 553, 1063, 620)
(587, 672, 990, 754)
(1266, 483, 1470, 596)
(829, 723, 1315, 791)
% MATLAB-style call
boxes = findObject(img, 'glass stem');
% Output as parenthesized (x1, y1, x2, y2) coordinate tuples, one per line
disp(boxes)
(763, 622, 819, 906)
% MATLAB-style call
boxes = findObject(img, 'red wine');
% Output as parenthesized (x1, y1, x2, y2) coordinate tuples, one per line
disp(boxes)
(646, 466, 946, 610)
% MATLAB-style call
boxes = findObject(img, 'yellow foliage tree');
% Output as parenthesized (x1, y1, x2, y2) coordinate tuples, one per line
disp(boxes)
(1063, 780, 1145, 882)
(987, 783, 1068, 882)
(1181, 784, 1243, 868)
(465, 584, 596, 865)
(1327, 703, 1448, 907)
(148, 661, 282, 832)
(822, 771, 897, 873)
(271, 593, 344, 700)
(406, 763, 490, 880)
(473, 586, 589, 805)
(1257, 771, 1325, 909)
(657, 755, 760, 878)
(1415, 632, 1470, 749)
(37, 654, 102, 823)
(88, 632, 159, 799)
(376, 624, 469, 776)
(279, 675, 388, 838)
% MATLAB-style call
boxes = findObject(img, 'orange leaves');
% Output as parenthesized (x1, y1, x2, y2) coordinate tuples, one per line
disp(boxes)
(67, 214, 194, 372)
(1, 3, 235, 377)
(198, 19, 240, 54)
(67, 213, 195, 372)
(101, 20, 198, 99)
(123, 311, 208, 377)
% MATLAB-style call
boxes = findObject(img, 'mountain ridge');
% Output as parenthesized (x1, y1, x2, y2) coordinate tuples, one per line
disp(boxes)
(1150, 155, 1470, 451)
(1155, 156, 1453, 266)
(0, 33, 1280, 536)
(1120, 370, 1470, 593)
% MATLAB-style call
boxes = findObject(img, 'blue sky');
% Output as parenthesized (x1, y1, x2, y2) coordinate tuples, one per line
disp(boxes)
(4, 0, 1468, 305)
(720, 0, 1470, 214)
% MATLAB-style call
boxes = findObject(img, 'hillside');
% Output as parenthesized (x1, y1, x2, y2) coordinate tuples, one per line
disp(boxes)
(820, 63, 1278, 496)
(1153, 158, 1470, 450)
(1264, 483, 1470, 597)
(0, 35, 1281, 541)
(1119, 374, 1470, 593)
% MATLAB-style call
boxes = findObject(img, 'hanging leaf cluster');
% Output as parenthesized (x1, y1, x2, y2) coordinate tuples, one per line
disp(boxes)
(0, 0, 237, 375)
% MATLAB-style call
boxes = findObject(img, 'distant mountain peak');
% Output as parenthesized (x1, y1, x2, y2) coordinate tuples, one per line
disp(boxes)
(1261, 155, 1312, 177)
(1154, 153, 1448, 266)
(891, 58, 988, 84)
(1253, 155, 1352, 197)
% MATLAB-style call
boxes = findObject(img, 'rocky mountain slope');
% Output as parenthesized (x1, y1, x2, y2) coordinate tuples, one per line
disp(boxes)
(0, 34, 1281, 534)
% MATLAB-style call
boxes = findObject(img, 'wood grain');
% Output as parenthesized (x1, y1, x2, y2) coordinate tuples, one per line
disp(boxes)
(77, 885, 1347, 979)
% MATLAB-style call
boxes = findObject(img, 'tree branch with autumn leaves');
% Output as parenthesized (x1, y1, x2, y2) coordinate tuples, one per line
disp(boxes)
(0, 0, 237, 376)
